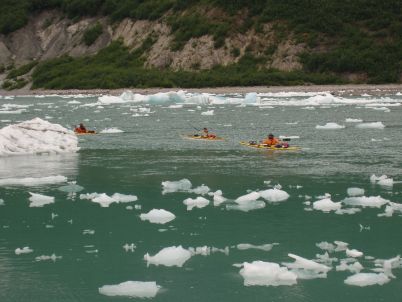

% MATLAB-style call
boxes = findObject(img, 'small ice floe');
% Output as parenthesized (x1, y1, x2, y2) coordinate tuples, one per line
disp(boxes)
(315, 123, 345, 130)
(208, 190, 226, 206)
(239, 261, 297, 286)
(144, 246, 192, 267)
(259, 189, 290, 203)
(161, 179, 192, 194)
(99, 281, 160, 298)
(335, 208, 361, 215)
(188, 246, 229, 256)
(201, 110, 214, 116)
(313, 198, 342, 212)
(29, 192, 55, 207)
(334, 241, 349, 252)
(373, 255, 401, 278)
(235, 192, 260, 204)
(0, 175, 67, 187)
(79, 193, 138, 207)
(100, 127, 124, 134)
(35, 254, 62, 262)
(15, 247, 33, 255)
(123, 243, 136, 252)
(378, 202, 402, 217)
(140, 209, 176, 224)
(237, 243, 278, 252)
(82, 229, 95, 235)
(342, 196, 389, 208)
(282, 253, 331, 279)
(344, 273, 389, 287)
(336, 260, 363, 273)
(67, 100, 81, 104)
(314, 252, 338, 266)
(58, 181, 84, 193)
(346, 248, 363, 258)
(183, 197, 209, 210)
(370, 174, 393, 188)
(356, 122, 385, 129)
(345, 118, 363, 123)
(316, 242, 335, 253)
(226, 200, 266, 212)
(347, 187, 365, 197)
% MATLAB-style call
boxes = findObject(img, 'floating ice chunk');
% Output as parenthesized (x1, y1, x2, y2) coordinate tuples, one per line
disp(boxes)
(162, 179, 192, 194)
(35, 254, 62, 262)
(347, 187, 365, 197)
(346, 248, 363, 258)
(378, 202, 402, 217)
(83, 229, 95, 235)
(58, 181, 84, 193)
(67, 100, 81, 104)
(209, 190, 227, 206)
(345, 118, 363, 123)
(315, 252, 338, 266)
(0, 198, 4, 206)
(99, 281, 160, 298)
(370, 174, 393, 187)
(0, 118, 78, 156)
(226, 200, 266, 212)
(239, 261, 297, 286)
(80, 192, 138, 207)
(283, 253, 331, 279)
(29, 192, 54, 207)
(235, 191, 261, 204)
(342, 196, 389, 208)
(98, 95, 124, 105)
(0, 175, 67, 186)
(15, 247, 33, 255)
(237, 243, 278, 252)
(191, 185, 210, 195)
(335, 208, 361, 215)
(334, 241, 349, 252)
(201, 110, 214, 116)
(100, 127, 124, 134)
(313, 198, 342, 212)
(316, 242, 335, 252)
(123, 243, 136, 252)
(144, 246, 191, 267)
(316, 122, 345, 129)
(356, 122, 385, 129)
(183, 197, 209, 210)
(336, 260, 363, 273)
(344, 273, 389, 287)
(259, 189, 289, 203)
(140, 209, 176, 224)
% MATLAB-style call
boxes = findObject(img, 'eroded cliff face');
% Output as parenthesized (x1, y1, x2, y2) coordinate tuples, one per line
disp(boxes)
(0, 10, 305, 72)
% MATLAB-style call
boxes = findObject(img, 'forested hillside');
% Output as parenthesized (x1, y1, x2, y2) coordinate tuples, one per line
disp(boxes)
(1, 0, 402, 89)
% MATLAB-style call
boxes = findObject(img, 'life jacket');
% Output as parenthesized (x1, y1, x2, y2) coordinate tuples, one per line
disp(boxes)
(74, 128, 86, 133)
(263, 138, 279, 145)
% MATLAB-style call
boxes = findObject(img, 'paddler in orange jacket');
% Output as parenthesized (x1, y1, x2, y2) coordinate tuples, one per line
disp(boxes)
(74, 123, 87, 133)
(262, 133, 281, 146)
(202, 127, 216, 138)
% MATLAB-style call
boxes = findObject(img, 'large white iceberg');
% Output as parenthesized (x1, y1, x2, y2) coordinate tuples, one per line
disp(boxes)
(0, 118, 78, 156)
(239, 261, 297, 286)
(344, 273, 389, 287)
(140, 209, 176, 224)
(144, 246, 192, 267)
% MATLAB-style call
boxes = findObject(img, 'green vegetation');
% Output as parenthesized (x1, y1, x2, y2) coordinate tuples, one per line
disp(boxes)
(6, 61, 38, 80)
(2, 78, 28, 90)
(82, 23, 103, 46)
(32, 41, 342, 89)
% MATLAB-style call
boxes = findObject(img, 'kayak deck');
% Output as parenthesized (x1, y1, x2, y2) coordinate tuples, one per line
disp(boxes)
(183, 135, 224, 141)
(240, 141, 301, 151)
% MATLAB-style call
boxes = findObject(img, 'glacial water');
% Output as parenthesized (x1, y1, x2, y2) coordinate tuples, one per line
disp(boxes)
(0, 91, 401, 301)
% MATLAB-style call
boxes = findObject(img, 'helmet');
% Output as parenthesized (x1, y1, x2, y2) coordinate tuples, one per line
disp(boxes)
(268, 133, 274, 138)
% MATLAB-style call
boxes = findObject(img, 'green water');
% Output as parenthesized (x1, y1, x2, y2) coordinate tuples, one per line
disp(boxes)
(0, 94, 401, 301)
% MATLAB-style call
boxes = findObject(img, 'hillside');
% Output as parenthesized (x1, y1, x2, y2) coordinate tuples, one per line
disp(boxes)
(1, 0, 402, 89)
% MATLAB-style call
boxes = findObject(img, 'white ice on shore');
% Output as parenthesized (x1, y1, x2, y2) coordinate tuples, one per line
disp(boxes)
(282, 253, 331, 279)
(315, 123, 345, 130)
(100, 127, 124, 134)
(99, 281, 160, 298)
(313, 198, 342, 212)
(80, 192, 138, 207)
(15, 247, 33, 255)
(0, 118, 78, 156)
(29, 192, 55, 207)
(183, 197, 209, 210)
(344, 273, 390, 287)
(347, 187, 365, 196)
(356, 122, 385, 129)
(144, 246, 192, 267)
(0, 175, 67, 186)
(140, 209, 176, 224)
(239, 261, 298, 286)
(342, 196, 389, 208)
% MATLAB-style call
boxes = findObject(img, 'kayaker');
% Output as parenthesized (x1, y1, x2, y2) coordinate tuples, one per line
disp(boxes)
(74, 123, 88, 133)
(202, 127, 216, 138)
(262, 133, 281, 146)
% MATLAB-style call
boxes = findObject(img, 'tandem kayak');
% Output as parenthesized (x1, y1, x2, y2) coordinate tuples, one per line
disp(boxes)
(240, 141, 301, 151)
(183, 135, 224, 141)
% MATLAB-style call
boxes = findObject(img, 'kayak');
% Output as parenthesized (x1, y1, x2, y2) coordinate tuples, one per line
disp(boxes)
(240, 141, 301, 151)
(75, 131, 96, 135)
(183, 135, 224, 141)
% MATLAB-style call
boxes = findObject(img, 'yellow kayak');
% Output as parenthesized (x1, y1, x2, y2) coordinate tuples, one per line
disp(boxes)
(183, 134, 224, 141)
(240, 141, 301, 151)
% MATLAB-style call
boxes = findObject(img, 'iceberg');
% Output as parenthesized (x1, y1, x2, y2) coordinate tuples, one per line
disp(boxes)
(283, 253, 331, 279)
(183, 196, 209, 210)
(0, 175, 67, 186)
(239, 261, 297, 286)
(259, 188, 290, 203)
(99, 281, 160, 298)
(140, 209, 176, 224)
(100, 127, 124, 134)
(144, 246, 192, 267)
(356, 122, 385, 129)
(80, 192, 138, 207)
(344, 273, 389, 287)
(315, 123, 345, 130)
(313, 198, 342, 212)
(0, 118, 78, 156)
(29, 192, 55, 207)
(342, 196, 389, 208)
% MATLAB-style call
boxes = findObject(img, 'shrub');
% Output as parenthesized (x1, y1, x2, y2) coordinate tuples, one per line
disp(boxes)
(83, 22, 103, 46)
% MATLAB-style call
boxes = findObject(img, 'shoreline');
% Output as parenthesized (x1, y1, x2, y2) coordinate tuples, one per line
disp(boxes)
(1, 84, 402, 96)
